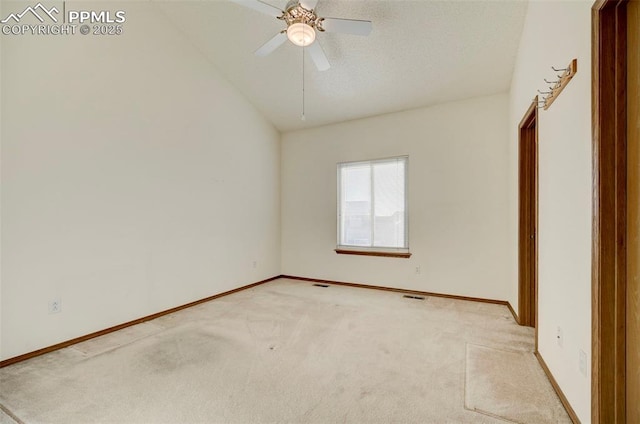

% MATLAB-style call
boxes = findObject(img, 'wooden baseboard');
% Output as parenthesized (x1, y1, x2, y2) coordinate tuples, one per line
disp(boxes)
(0, 275, 524, 368)
(534, 351, 581, 424)
(506, 302, 520, 324)
(281, 274, 515, 309)
(0, 276, 280, 368)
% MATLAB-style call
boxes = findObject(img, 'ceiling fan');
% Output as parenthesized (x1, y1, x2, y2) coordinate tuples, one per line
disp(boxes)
(230, 0, 372, 71)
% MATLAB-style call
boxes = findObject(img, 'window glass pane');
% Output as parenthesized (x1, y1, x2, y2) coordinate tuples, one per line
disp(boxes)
(338, 156, 407, 250)
(373, 159, 405, 248)
(341, 163, 371, 246)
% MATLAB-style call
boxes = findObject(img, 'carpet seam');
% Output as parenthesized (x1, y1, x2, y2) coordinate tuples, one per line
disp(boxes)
(463, 342, 521, 424)
(0, 403, 26, 424)
(463, 342, 566, 424)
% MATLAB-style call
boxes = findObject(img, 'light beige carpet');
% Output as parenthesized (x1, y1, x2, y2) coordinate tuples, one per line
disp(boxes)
(0, 278, 570, 423)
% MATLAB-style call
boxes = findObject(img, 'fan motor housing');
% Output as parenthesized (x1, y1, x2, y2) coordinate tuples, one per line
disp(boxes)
(281, 1, 324, 31)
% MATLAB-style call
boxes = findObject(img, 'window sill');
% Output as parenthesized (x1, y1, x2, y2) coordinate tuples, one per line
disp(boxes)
(334, 249, 412, 259)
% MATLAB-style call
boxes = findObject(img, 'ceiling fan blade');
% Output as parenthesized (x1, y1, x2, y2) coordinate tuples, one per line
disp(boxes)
(255, 31, 288, 57)
(299, 0, 319, 10)
(307, 41, 330, 71)
(228, 0, 283, 18)
(320, 17, 372, 36)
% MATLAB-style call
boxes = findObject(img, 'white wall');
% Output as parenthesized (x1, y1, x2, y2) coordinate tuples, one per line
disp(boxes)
(281, 94, 511, 302)
(0, 1, 281, 360)
(508, 1, 592, 421)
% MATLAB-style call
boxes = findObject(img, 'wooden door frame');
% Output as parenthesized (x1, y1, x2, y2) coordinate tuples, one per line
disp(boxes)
(591, 0, 628, 422)
(518, 99, 539, 331)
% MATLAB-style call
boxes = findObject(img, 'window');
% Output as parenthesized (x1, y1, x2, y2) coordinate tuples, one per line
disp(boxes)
(337, 156, 409, 257)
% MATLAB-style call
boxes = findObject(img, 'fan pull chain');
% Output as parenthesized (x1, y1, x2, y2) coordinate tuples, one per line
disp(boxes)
(301, 44, 306, 121)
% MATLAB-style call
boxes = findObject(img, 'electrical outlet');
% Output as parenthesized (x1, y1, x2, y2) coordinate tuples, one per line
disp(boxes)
(556, 326, 563, 347)
(579, 349, 588, 376)
(415, 266, 421, 275)
(48, 298, 61, 314)
(253, 261, 257, 269)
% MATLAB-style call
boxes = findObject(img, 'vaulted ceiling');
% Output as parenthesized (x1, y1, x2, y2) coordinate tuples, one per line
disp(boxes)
(153, 0, 528, 132)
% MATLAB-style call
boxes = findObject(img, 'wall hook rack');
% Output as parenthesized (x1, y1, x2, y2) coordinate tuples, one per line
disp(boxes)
(540, 58, 578, 110)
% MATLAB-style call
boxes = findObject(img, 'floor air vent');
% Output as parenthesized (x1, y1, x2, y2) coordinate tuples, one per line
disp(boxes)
(403, 295, 425, 300)
(313, 284, 330, 288)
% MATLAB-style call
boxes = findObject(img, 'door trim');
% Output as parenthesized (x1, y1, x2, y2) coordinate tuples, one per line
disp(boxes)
(518, 99, 538, 331)
(591, 0, 628, 422)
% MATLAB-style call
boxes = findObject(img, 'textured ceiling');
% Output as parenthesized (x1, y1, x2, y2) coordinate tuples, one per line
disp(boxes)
(152, 0, 528, 132)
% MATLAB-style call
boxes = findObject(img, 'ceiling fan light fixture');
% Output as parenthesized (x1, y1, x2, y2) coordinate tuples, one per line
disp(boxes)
(287, 22, 316, 47)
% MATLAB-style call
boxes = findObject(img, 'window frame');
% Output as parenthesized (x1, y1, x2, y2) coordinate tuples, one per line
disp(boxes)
(336, 156, 410, 258)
